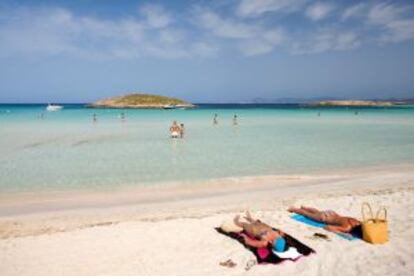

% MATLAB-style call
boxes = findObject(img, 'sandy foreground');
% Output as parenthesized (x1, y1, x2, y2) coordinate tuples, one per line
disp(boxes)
(1, 164, 414, 276)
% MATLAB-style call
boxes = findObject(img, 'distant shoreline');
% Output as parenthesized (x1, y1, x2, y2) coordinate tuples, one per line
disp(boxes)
(1, 102, 413, 107)
(308, 100, 399, 107)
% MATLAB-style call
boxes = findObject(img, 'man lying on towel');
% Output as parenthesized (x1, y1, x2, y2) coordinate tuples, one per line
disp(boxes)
(234, 211, 286, 252)
(288, 206, 361, 234)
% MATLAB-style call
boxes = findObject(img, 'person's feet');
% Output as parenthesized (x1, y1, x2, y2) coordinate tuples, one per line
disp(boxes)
(287, 206, 299, 213)
(233, 215, 241, 227)
(244, 210, 253, 221)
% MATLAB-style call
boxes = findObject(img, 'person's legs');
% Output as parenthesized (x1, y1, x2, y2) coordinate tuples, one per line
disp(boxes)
(234, 215, 257, 236)
(234, 215, 271, 238)
(289, 207, 325, 222)
(301, 206, 321, 213)
(242, 211, 273, 231)
(244, 210, 255, 223)
(234, 215, 249, 228)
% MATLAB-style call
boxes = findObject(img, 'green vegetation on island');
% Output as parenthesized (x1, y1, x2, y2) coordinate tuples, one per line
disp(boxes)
(89, 93, 195, 109)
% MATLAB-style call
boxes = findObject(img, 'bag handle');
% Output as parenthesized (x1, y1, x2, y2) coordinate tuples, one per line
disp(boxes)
(361, 202, 374, 222)
(376, 207, 387, 222)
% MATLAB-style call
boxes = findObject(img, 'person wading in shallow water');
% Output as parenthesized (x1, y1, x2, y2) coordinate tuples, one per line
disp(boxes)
(120, 112, 126, 122)
(170, 121, 181, 138)
(179, 123, 185, 138)
(233, 114, 238, 125)
(213, 113, 218, 125)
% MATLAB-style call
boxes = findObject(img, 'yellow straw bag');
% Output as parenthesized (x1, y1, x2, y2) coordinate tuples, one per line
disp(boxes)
(361, 202, 388, 244)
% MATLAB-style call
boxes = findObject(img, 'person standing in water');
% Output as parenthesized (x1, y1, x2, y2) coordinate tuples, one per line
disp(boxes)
(233, 114, 238, 126)
(93, 113, 97, 123)
(213, 114, 218, 125)
(170, 121, 181, 138)
(120, 112, 126, 122)
(180, 123, 185, 138)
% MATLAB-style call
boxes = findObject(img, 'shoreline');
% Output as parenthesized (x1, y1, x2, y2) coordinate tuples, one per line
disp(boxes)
(0, 163, 413, 240)
(0, 162, 413, 218)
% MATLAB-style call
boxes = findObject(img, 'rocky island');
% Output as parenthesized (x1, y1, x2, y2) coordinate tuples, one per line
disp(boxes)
(89, 93, 195, 109)
(311, 100, 396, 107)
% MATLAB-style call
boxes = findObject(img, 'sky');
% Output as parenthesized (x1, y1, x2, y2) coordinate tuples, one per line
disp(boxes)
(0, 0, 414, 103)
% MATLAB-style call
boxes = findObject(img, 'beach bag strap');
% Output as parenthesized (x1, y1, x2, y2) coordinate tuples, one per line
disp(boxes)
(375, 207, 387, 222)
(361, 202, 374, 222)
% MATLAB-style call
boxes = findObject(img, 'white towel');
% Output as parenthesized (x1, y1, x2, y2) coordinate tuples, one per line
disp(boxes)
(272, 247, 302, 260)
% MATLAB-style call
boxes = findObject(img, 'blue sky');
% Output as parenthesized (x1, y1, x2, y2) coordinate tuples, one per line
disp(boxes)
(0, 0, 414, 103)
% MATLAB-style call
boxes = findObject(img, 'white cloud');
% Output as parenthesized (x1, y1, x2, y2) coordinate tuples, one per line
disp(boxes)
(240, 41, 273, 56)
(341, 3, 366, 21)
(190, 42, 218, 57)
(159, 29, 185, 44)
(335, 32, 360, 50)
(0, 6, 212, 59)
(291, 29, 360, 54)
(195, 8, 285, 56)
(367, 3, 407, 25)
(1, 1, 414, 59)
(240, 28, 285, 56)
(380, 19, 414, 43)
(367, 3, 414, 44)
(0, 8, 80, 56)
(236, 0, 308, 17)
(140, 4, 172, 29)
(305, 2, 335, 21)
(263, 29, 285, 45)
(197, 10, 256, 39)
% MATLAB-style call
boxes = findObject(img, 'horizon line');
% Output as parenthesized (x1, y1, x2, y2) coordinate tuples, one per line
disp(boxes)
(1, 98, 414, 105)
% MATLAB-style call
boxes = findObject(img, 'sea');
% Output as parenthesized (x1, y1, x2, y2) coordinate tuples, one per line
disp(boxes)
(0, 104, 413, 193)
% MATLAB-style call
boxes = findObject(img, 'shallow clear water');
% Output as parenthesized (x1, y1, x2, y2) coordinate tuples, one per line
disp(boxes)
(0, 104, 413, 193)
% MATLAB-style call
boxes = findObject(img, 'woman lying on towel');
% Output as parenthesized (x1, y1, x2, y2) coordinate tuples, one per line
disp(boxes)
(234, 211, 286, 251)
(288, 206, 361, 234)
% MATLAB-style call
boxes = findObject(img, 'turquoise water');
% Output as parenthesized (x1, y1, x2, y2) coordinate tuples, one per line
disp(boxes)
(0, 104, 413, 193)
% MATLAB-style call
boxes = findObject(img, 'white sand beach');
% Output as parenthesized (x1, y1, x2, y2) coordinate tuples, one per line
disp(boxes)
(1, 164, 414, 276)
(2, 0, 414, 275)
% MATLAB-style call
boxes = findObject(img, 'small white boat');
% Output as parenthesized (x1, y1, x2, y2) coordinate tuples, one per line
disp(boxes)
(163, 105, 176, 110)
(46, 104, 63, 111)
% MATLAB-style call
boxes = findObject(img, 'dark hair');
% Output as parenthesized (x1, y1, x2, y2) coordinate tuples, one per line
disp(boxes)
(350, 225, 362, 238)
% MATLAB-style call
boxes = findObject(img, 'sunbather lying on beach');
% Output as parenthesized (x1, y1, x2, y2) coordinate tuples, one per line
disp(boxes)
(288, 206, 361, 234)
(234, 211, 285, 250)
